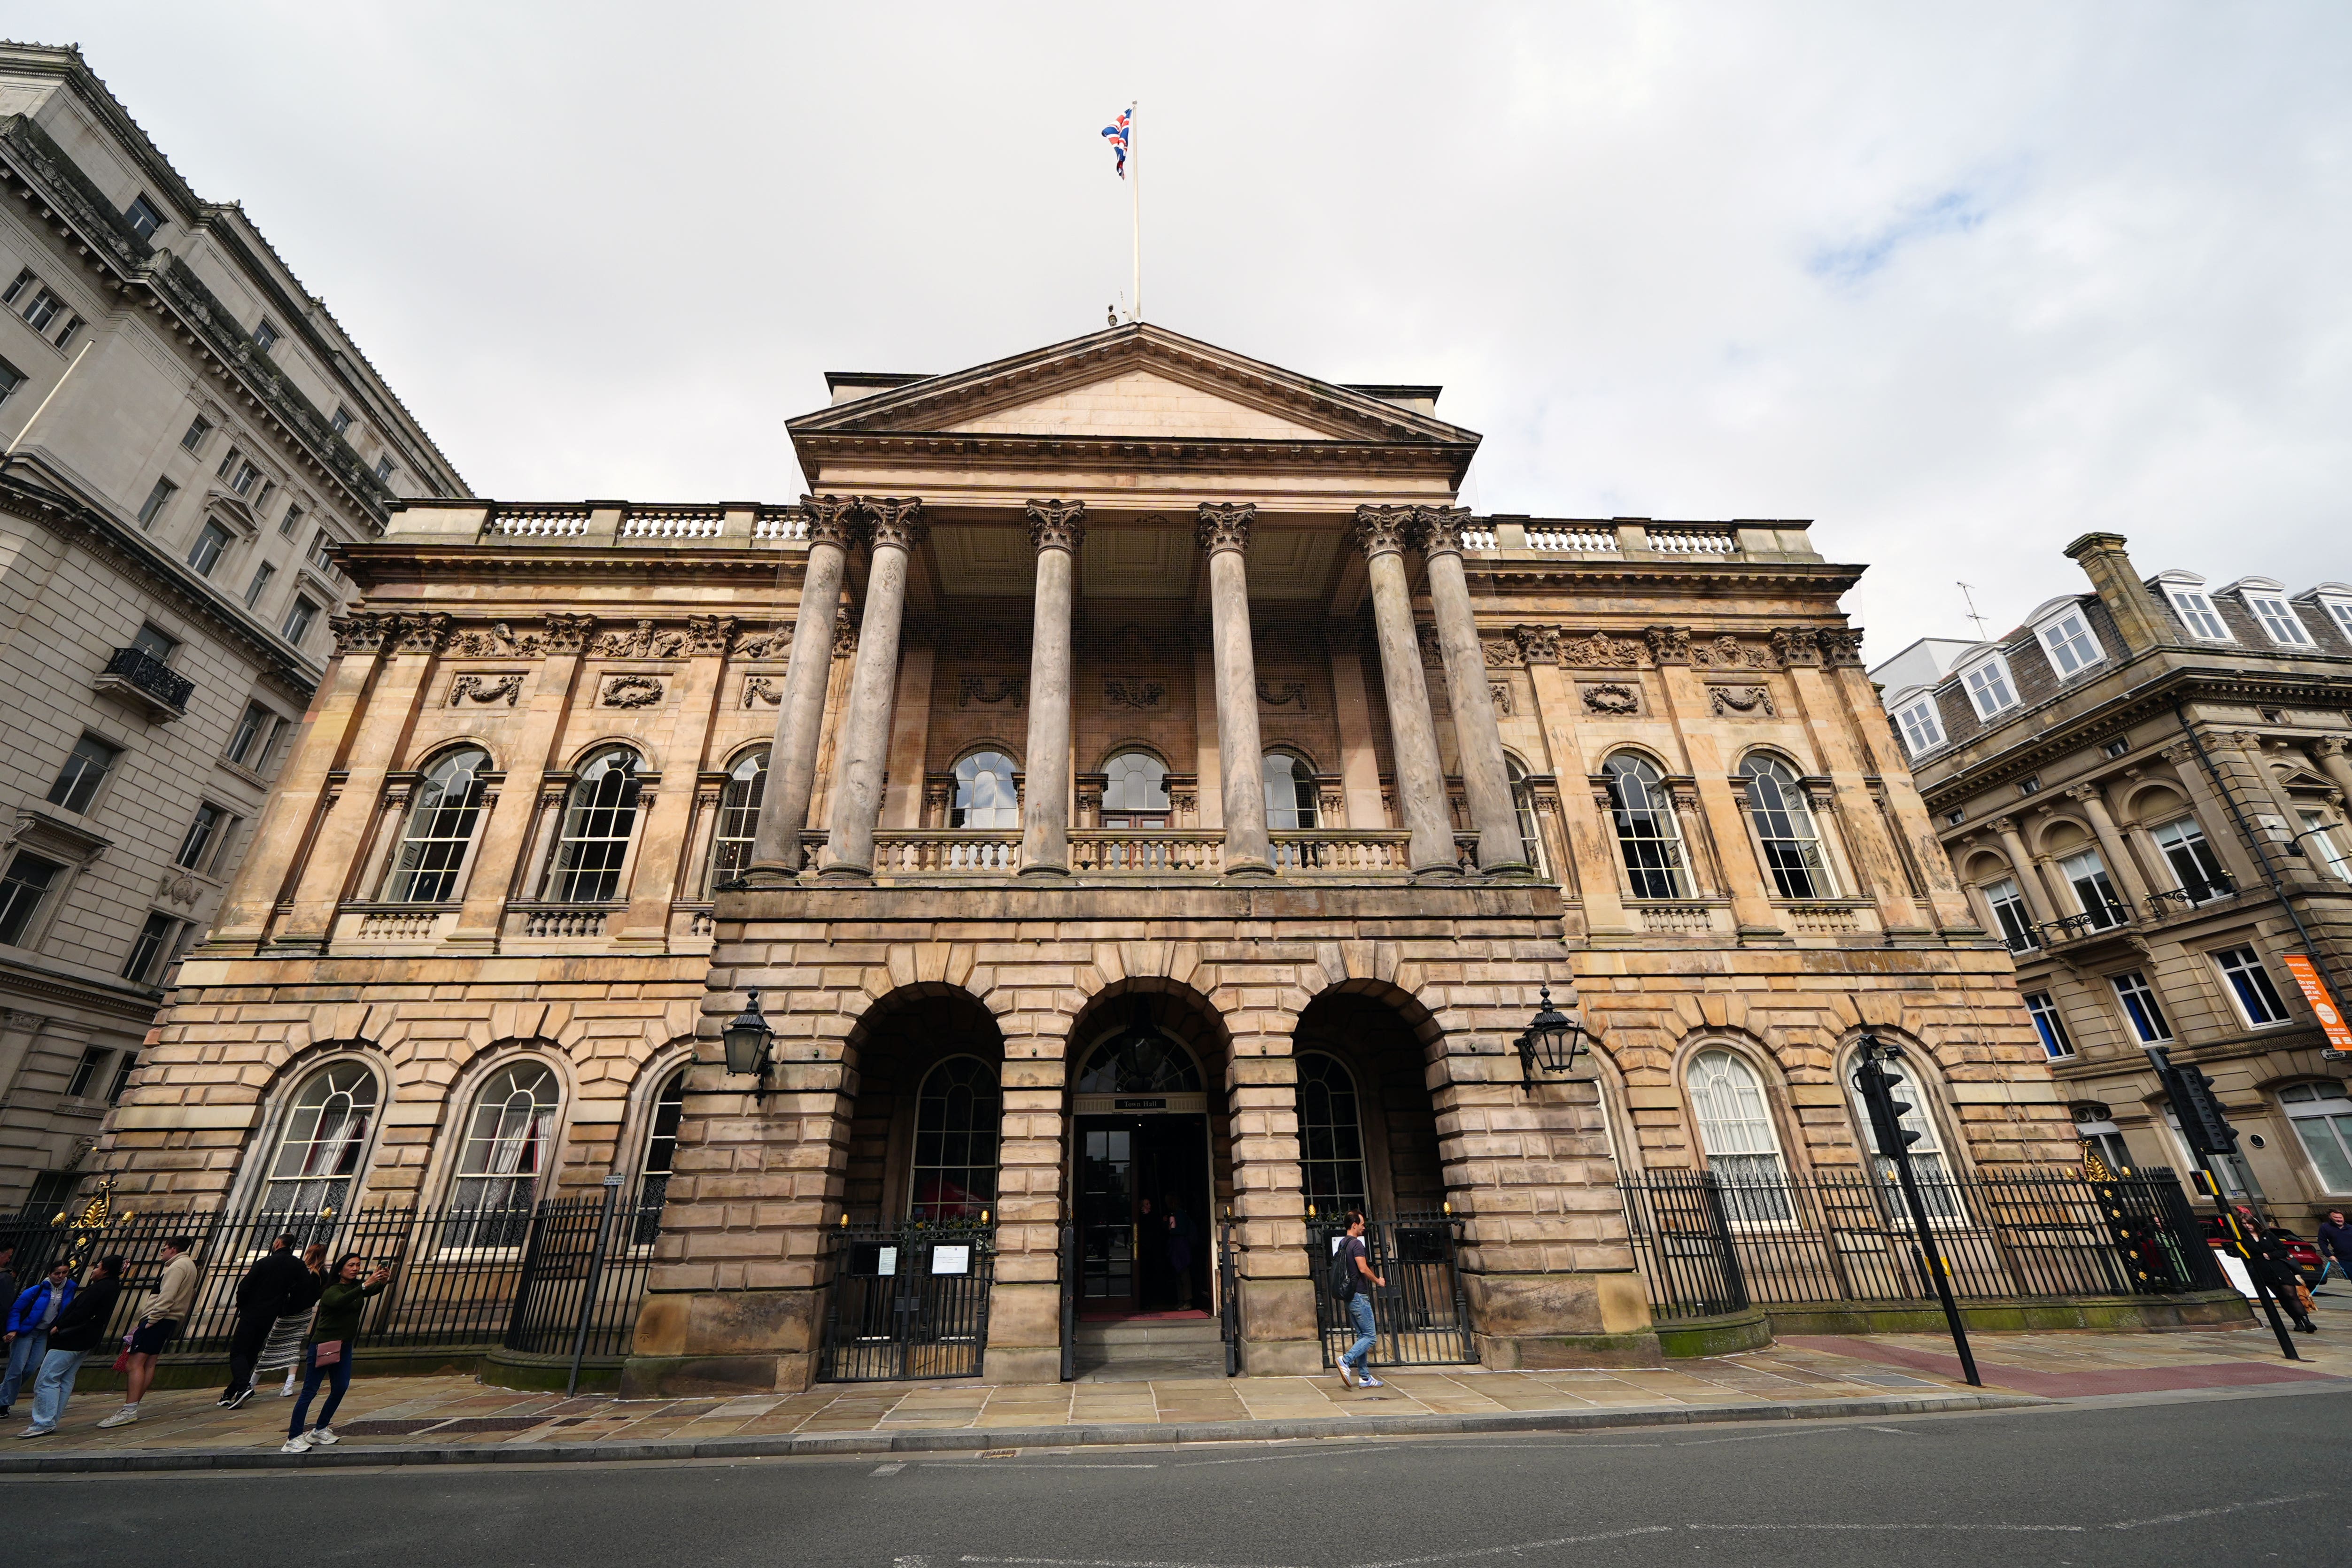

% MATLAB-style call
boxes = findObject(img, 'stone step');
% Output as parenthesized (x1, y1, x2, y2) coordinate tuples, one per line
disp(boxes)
(1074, 1316, 1224, 1350)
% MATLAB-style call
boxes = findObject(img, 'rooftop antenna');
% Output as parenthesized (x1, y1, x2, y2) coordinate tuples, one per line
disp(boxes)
(1957, 582, 1991, 642)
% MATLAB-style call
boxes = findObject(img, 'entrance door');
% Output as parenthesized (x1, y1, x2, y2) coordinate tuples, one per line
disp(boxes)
(1076, 1112, 1210, 1315)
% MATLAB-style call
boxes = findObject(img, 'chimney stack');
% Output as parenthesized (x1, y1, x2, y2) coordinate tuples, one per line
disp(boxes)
(2063, 533, 2167, 657)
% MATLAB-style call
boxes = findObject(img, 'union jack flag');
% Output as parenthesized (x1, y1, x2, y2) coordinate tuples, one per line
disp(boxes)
(1101, 107, 1131, 178)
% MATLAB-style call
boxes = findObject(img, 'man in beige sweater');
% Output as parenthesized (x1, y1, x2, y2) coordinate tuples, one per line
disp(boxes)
(96, 1236, 199, 1429)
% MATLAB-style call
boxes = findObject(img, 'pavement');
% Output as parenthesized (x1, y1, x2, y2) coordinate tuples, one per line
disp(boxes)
(4, 1288, 2343, 1475)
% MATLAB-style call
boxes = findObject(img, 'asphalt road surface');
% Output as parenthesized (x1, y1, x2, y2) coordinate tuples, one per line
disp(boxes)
(11, 1384, 2346, 1568)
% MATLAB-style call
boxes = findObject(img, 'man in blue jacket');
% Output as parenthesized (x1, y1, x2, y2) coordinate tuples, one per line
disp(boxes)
(1, 1260, 75, 1418)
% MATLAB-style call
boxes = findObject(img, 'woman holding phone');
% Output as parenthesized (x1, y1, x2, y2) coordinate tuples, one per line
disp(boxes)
(280, 1253, 390, 1453)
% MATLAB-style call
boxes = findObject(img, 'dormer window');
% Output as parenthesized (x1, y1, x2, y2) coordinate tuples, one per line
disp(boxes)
(2157, 577, 2231, 641)
(253, 320, 279, 353)
(2316, 594, 2352, 642)
(125, 194, 164, 241)
(331, 405, 354, 437)
(1892, 693, 1944, 757)
(2037, 607, 2104, 677)
(1961, 654, 2019, 720)
(2244, 593, 2311, 647)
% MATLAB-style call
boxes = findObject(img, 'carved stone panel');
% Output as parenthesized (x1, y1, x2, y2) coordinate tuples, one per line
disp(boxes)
(1489, 682, 1514, 715)
(1104, 679, 1165, 710)
(959, 676, 1026, 709)
(1689, 634, 1773, 671)
(595, 620, 690, 659)
(1708, 684, 1777, 718)
(1579, 681, 1642, 716)
(733, 624, 795, 661)
(1561, 632, 1644, 669)
(600, 674, 666, 709)
(742, 676, 783, 708)
(1257, 680, 1308, 709)
(449, 673, 525, 708)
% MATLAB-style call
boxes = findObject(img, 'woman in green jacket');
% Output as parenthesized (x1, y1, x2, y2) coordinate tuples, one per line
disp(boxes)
(281, 1252, 390, 1453)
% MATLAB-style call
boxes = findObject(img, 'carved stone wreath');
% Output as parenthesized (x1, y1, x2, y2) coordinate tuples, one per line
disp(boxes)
(1104, 679, 1165, 710)
(1581, 682, 1641, 715)
(600, 674, 666, 709)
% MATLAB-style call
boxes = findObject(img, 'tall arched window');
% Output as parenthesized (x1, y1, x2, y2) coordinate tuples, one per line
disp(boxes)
(911, 1056, 1001, 1220)
(1687, 1049, 1790, 1220)
(1844, 1052, 1959, 1218)
(1507, 757, 1547, 875)
(1263, 752, 1317, 829)
(634, 1068, 685, 1245)
(1101, 750, 1170, 829)
(547, 747, 642, 902)
(1603, 754, 1690, 898)
(449, 1060, 561, 1244)
(257, 1060, 379, 1223)
(952, 750, 1019, 828)
(1739, 755, 1832, 900)
(1297, 1051, 1368, 1218)
(385, 747, 490, 902)
(709, 749, 767, 888)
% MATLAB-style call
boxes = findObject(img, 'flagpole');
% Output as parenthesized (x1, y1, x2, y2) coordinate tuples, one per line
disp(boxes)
(1129, 101, 1142, 322)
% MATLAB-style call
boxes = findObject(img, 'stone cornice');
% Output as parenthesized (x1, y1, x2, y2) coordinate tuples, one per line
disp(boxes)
(792, 430, 1476, 482)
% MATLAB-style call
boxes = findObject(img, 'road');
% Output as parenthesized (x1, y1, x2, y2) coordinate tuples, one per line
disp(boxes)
(12, 1384, 2346, 1568)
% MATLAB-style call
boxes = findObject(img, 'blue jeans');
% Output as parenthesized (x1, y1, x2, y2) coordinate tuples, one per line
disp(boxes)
(288, 1352, 351, 1438)
(1343, 1292, 1378, 1374)
(28, 1347, 87, 1431)
(1, 1332, 45, 1407)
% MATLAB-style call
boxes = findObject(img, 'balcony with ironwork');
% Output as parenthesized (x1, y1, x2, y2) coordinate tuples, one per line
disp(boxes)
(93, 646, 195, 719)
(2144, 877, 2238, 920)
(2036, 903, 2138, 954)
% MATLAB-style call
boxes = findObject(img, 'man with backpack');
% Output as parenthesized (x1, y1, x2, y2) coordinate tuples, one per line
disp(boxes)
(1332, 1211, 1386, 1390)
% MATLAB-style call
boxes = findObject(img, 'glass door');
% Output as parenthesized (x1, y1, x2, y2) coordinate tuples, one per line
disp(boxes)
(1077, 1119, 1137, 1311)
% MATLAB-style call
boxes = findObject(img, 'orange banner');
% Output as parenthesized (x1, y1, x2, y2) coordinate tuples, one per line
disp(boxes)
(2281, 954, 2352, 1050)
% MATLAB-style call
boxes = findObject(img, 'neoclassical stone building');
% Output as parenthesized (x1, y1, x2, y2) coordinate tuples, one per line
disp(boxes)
(103, 326, 2074, 1390)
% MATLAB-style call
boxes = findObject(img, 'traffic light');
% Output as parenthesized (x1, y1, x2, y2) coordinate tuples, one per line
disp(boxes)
(1850, 1035, 1922, 1162)
(2150, 1046, 2239, 1156)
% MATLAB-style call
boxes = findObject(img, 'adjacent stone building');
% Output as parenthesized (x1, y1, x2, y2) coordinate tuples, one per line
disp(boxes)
(1872, 535, 2352, 1225)
(103, 324, 2074, 1390)
(0, 43, 464, 1210)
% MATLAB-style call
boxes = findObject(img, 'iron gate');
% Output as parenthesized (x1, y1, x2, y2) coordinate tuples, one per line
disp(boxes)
(1305, 1212, 1477, 1367)
(817, 1220, 997, 1382)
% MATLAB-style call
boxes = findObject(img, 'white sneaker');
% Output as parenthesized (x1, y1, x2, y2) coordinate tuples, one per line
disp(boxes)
(1337, 1364, 1356, 1388)
(1359, 1376, 1385, 1388)
(280, 1435, 312, 1454)
(96, 1407, 139, 1429)
(308, 1426, 339, 1445)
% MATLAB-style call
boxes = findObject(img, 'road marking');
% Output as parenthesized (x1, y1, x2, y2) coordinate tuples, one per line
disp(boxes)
(2107, 1492, 2326, 1529)
(931, 1462, 1161, 1470)
(893, 1558, 929, 1568)
(1864, 1426, 1914, 1435)
(873, 1463, 907, 1476)
(960, 1558, 1307, 1568)
(1350, 1526, 1677, 1566)
(1691, 1523, 2084, 1533)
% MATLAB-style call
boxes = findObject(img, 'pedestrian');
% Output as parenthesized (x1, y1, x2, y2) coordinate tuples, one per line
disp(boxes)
(2317, 1208, 2350, 1288)
(98, 1235, 199, 1429)
(261, 1244, 328, 1398)
(281, 1252, 390, 1453)
(16, 1254, 122, 1438)
(2250, 1226, 2317, 1333)
(220, 1233, 307, 1410)
(1333, 1210, 1386, 1390)
(2, 1259, 74, 1418)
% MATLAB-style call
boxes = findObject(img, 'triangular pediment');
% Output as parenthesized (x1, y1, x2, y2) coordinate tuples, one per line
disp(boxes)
(789, 324, 1478, 450)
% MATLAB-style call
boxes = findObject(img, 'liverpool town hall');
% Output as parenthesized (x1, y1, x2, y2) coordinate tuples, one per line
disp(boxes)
(101, 326, 2108, 1393)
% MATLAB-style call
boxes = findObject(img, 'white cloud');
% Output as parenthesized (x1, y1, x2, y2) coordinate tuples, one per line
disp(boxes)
(31, 1, 2351, 654)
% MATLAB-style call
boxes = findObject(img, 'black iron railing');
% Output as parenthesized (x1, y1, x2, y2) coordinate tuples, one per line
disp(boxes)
(0, 1190, 665, 1361)
(2038, 906, 2133, 945)
(2146, 880, 2234, 918)
(816, 1218, 997, 1383)
(1303, 1212, 1477, 1367)
(1618, 1167, 2225, 1321)
(101, 646, 194, 711)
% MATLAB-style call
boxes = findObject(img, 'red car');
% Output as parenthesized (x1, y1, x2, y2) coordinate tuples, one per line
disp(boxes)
(2202, 1218, 2323, 1286)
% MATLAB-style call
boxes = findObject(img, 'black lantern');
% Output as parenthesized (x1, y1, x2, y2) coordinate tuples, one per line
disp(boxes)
(1514, 984, 1592, 1093)
(722, 989, 775, 1100)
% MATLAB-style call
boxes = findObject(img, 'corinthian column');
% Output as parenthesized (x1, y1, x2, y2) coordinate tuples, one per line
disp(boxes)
(1418, 507, 1529, 874)
(1197, 503, 1273, 876)
(1353, 505, 1458, 876)
(1021, 500, 1085, 876)
(746, 495, 860, 880)
(821, 498, 927, 878)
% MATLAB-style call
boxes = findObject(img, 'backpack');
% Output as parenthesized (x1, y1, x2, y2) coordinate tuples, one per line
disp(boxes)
(1329, 1237, 1358, 1300)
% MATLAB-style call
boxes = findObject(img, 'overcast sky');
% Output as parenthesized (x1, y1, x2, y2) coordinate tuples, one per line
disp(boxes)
(28, 3, 2350, 657)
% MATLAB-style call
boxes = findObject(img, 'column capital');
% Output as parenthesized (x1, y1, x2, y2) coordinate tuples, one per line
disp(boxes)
(329, 612, 400, 657)
(1350, 504, 1415, 559)
(1415, 505, 1474, 557)
(686, 614, 737, 654)
(1197, 502, 1256, 556)
(2315, 736, 2348, 759)
(1025, 499, 1087, 554)
(859, 496, 928, 551)
(1514, 624, 1562, 665)
(390, 612, 454, 655)
(1770, 626, 1822, 666)
(1644, 625, 1691, 665)
(800, 493, 863, 550)
(540, 613, 598, 655)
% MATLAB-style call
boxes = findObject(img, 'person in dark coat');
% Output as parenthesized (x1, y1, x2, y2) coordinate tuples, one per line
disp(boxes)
(220, 1234, 308, 1409)
(2251, 1227, 2317, 1333)
(2317, 1208, 2349, 1287)
(17, 1254, 122, 1438)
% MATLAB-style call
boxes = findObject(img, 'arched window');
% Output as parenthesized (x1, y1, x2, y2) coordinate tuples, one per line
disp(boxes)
(911, 1056, 1002, 1220)
(709, 749, 767, 888)
(634, 1068, 685, 1245)
(1297, 1051, 1368, 1218)
(547, 748, 642, 903)
(1076, 1028, 1206, 1094)
(1507, 757, 1547, 875)
(1739, 755, 1832, 900)
(385, 747, 489, 902)
(1844, 1052, 1960, 1218)
(449, 1060, 561, 1244)
(952, 750, 1019, 828)
(1263, 752, 1317, 829)
(1687, 1049, 1790, 1220)
(1101, 750, 1170, 829)
(256, 1060, 379, 1223)
(1603, 754, 1689, 898)
(2281, 1081, 2352, 1193)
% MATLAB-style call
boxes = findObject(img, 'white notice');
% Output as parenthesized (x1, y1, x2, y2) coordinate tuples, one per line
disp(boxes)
(932, 1244, 971, 1276)
(875, 1246, 899, 1277)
